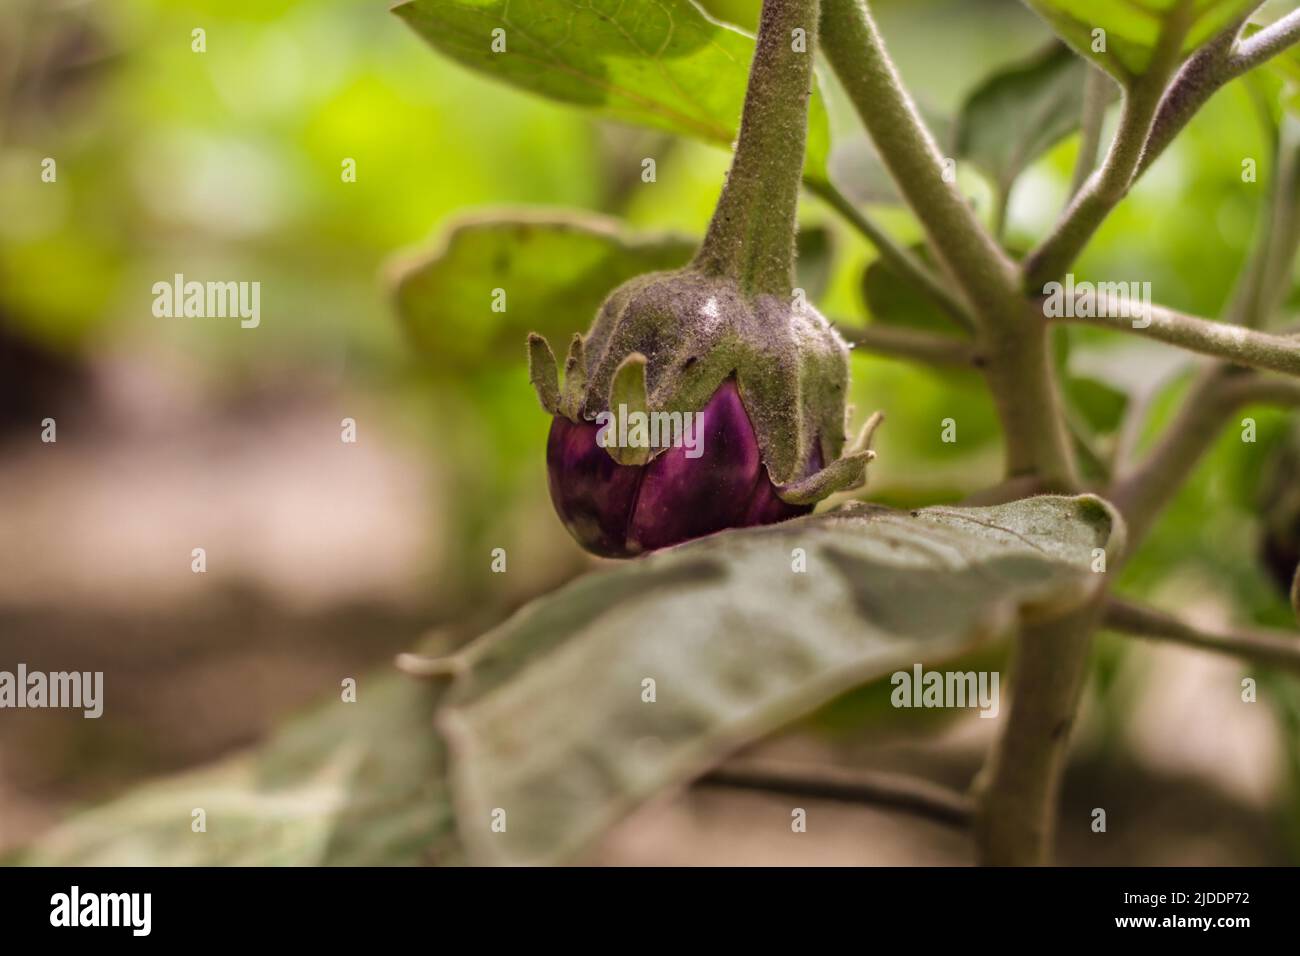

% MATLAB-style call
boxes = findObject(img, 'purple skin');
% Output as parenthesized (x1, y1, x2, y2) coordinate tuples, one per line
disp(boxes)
(547, 379, 818, 558)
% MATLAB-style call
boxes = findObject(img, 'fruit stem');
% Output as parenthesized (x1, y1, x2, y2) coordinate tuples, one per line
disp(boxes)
(693, 0, 819, 298)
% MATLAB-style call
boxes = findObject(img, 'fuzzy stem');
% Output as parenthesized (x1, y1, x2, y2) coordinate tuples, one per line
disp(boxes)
(1237, 8, 1300, 70)
(808, 178, 975, 330)
(1024, 7, 1193, 291)
(1111, 367, 1300, 545)
(694, 0, 819, 297)
(820, 0, 1077, 487)
(972, 603, 1099, 865)
(1105, 597, 1300, 675)
(837, 322, 981, 368)
(819, 0, 1018, 317)
(1070, 65, 1111, 198)
(1135, 25, 1240, 179)
(1137, 10, 1300, 180)
(1253, 116, 1300, 328)
(703, 759, 973, 828)
(1223, 90, 1287, 329)
(1045, 294, 1300, 375)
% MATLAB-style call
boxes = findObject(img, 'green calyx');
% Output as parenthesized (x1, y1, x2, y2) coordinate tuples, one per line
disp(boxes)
(526, 0, 873, 505)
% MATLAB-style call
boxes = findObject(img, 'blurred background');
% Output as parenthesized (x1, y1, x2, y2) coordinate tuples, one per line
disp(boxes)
(2, 0, 1298, 864)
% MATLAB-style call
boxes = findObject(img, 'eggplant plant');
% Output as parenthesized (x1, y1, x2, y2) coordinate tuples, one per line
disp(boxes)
(23, 0, 1300, 867)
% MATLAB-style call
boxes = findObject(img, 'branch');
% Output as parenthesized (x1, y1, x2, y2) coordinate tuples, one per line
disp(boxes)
(1110, 366, 1300, 545)
(693, 0, 820, 295)
(1045, 293, 1300, 377)
(1105, 596, 1300, 675)
(818, 0, 1018, 325)
(1139, 10, 1300, 178)
(837, 322, 980, 368)
(1024, 15, 1190, 290)
(808, 178, 975, 331)
(701, 758, 972, 829)
(820, 0, 1077, 487)
(1070, 65, 1112, 199)
(1233, 8, 1300, 75)
(973, 602, 1100, 865)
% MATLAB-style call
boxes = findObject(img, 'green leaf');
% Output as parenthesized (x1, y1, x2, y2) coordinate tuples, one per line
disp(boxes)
(1024, 0, 1255, 84)
(1064, 374, 1129, 436)
(955, 42, 1117, 198)
(830, 109, 953, 207)
(861, 243, 968, 337)
(393, 0, 832, 179)
(435, 496, 1123, 865)
(19, 675, 459, 866)
(794, 225, 835, 301)
(394, 214, 835, 370)
(392, 212, 694, 369)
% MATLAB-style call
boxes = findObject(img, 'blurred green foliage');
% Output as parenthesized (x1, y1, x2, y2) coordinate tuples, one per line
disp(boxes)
(4, 0, 1300, 853)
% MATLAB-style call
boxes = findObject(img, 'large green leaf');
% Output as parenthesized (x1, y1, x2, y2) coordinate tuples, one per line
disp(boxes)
(391, 212, 694, 368)
(435, 496, 1123, 865)
(18, 675, 458, 866)
(394, 0, 832, 179)
(861, 242, 969, 337)
(830, 108, 953, 207)
(392, 214, 834, 368)
(1024, 0, 1255, 84)
(955, 42, 1117, 198)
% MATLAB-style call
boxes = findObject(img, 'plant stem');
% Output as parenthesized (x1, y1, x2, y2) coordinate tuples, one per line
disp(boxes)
(1138, 10, 1300, 179)
(1024, 11, 1192, 290)
(972, 602, 1099, 865)
(808, 178, 975, 330)
(837, 322, 980, 368)
(702, 758, 973, 828)
(1069, 65, 1111, 198)
(837, 321, 977, 366)
(1224, 99, 1287, 329)
(1045, 295, 1300, 375)
(1111, 366, 1300, 544)
(694, 0, 820, 297)
(820, 0, 1077, 487)
(1136, 25, 1240, 179)
(819, 0, 1017, 316)
(1234, 8, 1300, 75)
(1253, 115, 1300, 328)
(1104, 596, 1300, 675)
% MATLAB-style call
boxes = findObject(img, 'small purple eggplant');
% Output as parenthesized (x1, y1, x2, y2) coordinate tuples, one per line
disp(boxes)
(526, 0, 875, 558)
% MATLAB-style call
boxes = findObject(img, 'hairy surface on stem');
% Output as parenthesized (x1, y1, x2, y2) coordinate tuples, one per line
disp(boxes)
(1024, 8, 1194, 290)
(1139, 10, 1300, 178)
(1070, 65, 1112, 198)
(694, 0, 819, 296)
(972, 603, 1100, 865)
(1105, 597, 1300, 675)
(1046, 293, 1300, 375)
(808, 178, 974, 329)
(819, 0, 1016, 315)
(1112, 366, 1300, 544)
(820, 0, 1076, 486)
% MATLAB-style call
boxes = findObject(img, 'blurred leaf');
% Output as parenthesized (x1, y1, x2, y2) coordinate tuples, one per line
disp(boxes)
(829, 109, 952, 207)
(1064, 374, 1128, 436)
(795, 225, 834, 302)
(1292, 564, 1300, 621)
(1024, 0, 1255, 84)
(393, 0, 832, 179)
(20, 675, 458, 866)
(435, 496, 1122, 865)
(861, 243, 967, 337)
(392, 212, 694, 369)
(955, 42, 1116, 197)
